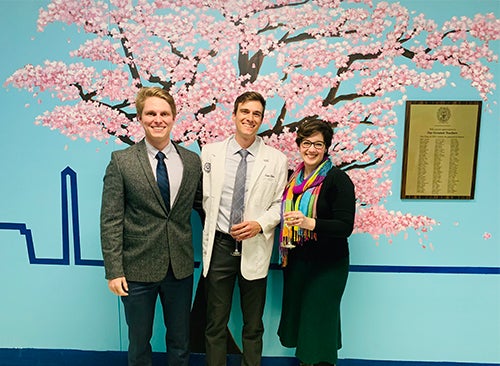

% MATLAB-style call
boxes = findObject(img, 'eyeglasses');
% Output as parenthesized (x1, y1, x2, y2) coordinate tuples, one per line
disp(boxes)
(300, 140, 325, 149)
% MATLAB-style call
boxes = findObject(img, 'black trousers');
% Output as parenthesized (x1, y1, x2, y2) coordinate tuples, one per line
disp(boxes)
(121, 267, 193, 366)
(205, 233, 267, 366)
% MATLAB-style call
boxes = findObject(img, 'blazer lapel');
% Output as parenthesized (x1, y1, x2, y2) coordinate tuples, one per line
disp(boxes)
(209, 139, 230, 200)
(172, 143, 192, 209)
(247, 141, 268, 198)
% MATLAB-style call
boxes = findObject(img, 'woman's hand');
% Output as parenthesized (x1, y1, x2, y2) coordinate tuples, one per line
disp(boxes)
(283, 211, 316, 231)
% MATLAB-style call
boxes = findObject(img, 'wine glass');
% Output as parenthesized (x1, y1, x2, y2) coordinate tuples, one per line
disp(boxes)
(230, 239, 241, 257)
(229, 224, 242, 256)
(281, 213, 296, 249)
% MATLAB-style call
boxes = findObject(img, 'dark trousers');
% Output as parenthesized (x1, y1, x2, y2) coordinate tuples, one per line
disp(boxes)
(205, 234, 267, 366)
(121, 268, 193, 366)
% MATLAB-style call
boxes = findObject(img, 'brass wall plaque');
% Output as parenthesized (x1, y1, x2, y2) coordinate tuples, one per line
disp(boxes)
(401, 101, 481, 199)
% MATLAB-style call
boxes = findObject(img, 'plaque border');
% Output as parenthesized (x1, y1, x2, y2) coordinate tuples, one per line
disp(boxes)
(400, 100, 482, 200)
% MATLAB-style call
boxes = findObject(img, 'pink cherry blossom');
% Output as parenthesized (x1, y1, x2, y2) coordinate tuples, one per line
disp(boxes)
(5, 0, 499, 241)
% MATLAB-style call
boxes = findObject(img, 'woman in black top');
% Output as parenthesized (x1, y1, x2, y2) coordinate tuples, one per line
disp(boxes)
(278, 120, 356, 366)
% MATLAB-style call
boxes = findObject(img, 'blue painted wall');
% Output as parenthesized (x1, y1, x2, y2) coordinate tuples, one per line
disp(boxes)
(0, 0, 498, 364)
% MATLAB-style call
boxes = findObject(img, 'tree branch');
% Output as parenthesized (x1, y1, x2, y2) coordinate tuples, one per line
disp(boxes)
(118, 26, 142, 88)
(341, 156, 382, 171)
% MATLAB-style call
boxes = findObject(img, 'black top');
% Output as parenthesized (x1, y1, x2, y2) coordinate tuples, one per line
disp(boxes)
(289, 166, 356, 263)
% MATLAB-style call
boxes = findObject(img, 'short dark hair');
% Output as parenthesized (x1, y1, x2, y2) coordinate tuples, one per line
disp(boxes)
(295, 120, 334, 150)
(233, 91, 266, 117)
(135, 87, 177, 119)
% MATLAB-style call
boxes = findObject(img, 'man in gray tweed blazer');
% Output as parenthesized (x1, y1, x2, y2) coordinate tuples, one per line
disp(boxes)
(100, 87, 203, 366)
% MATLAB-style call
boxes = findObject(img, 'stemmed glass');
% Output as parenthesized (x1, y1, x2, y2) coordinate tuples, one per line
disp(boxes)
(229, 223, 242, 256)
(281, 212, 296, 249)
(281, 241, 296, 249)
(281, 242, 296, 249)
(230, 239, 241, 257)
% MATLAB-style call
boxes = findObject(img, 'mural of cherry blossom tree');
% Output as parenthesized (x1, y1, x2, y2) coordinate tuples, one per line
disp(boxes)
(5, 0, 499, 242)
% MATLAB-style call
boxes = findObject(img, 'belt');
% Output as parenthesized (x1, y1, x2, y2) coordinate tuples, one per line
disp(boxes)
(215, 230, 236, 242)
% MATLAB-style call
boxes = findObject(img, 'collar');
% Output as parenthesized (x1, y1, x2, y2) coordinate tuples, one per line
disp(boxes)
(145, 139, 175, 158)
(228, 136, 260, 157)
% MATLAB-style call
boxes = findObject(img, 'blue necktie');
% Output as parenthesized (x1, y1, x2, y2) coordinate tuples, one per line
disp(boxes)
(155, 151, 170, 212)
(229, 149, 249, 227)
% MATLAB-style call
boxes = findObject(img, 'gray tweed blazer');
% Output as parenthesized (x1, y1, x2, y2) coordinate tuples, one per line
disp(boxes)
(100, 139, 203, 282)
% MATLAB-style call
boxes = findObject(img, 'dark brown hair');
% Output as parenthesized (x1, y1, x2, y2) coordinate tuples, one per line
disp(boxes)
(233, 91, 266, 117)
(295, 119, 334, 150)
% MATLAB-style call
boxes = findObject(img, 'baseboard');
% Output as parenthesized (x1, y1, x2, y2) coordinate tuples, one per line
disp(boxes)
(0, 349, 498, 366)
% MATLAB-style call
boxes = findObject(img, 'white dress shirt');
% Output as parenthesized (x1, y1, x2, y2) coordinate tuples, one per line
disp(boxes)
(145, 139, 184, 207)
(216, 137, 260, 233)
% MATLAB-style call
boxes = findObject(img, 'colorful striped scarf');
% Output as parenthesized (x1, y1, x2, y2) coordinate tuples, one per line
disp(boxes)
(279, 157, 332, 267)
